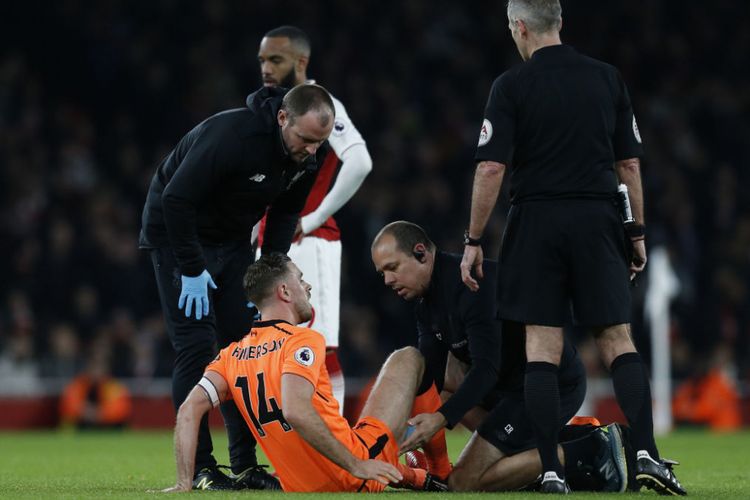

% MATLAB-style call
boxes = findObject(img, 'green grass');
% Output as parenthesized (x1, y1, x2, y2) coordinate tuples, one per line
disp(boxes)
(0, 429, 748, 498)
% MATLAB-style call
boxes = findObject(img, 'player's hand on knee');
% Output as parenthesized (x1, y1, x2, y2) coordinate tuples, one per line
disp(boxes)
(460, 245, 484, 291)
(350, 459, 403, 485)
(399, 412, 447, 454)
(178, 270, 218, 320)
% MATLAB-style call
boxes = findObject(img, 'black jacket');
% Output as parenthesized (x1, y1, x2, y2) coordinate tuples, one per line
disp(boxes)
(139, 86, 325, 276)
(416, 251, 584, 428)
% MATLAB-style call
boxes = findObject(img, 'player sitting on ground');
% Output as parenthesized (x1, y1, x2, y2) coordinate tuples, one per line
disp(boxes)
(161, 253, 444, 492)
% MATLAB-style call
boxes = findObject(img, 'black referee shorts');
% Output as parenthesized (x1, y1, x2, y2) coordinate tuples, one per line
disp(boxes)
(477, 376, 586, 456)
(496, 199, 631, 327)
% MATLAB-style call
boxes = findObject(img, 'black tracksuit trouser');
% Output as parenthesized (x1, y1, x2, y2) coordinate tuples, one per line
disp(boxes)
(150, 241, 257, 473)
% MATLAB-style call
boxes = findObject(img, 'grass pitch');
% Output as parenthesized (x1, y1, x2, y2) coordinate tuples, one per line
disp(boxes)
(0, 428, 748, 499)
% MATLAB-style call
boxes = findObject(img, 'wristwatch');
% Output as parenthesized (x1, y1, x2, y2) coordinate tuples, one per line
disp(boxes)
(624, 223, 645, 239)
(463, 230, 482, 246)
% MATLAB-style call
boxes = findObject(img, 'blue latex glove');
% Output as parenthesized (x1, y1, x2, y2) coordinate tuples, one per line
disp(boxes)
(178, 270, 218, 320)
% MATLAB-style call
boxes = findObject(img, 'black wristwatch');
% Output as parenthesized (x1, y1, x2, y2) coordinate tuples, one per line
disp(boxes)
(463, 230, 482, 246)
(625, 223, 646, 239)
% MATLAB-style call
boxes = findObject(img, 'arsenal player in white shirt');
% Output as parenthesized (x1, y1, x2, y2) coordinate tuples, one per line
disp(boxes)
(255, 26, 372, 413)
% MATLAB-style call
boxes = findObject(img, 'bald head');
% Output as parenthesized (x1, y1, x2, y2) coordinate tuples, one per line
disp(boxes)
(281, 83, 335, 126)
(371, 221, 436, 301)
(371, 221, 435, 256)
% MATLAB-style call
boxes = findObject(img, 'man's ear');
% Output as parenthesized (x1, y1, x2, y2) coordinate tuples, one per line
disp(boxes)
(296, 55, 309, 76)
(277, 109, 287, 127)
(518, 19, 529, 38)
(277, 282, 291, 303)
(412, 243, 427, 262)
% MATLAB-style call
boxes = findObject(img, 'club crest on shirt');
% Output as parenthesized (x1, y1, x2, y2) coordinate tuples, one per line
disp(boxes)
(332, 119, 346, 137)
(632, 115, 642, 144)
(294, 346, 315, 366)
(478, 119, 493, 146)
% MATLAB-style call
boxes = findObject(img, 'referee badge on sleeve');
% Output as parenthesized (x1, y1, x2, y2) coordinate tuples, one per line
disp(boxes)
(632, 115, 642, 144)
(294, 347, 315, 366)
(478, 119, 493, 146)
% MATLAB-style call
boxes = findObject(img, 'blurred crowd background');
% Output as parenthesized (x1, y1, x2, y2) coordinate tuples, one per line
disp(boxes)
(1, 1, 748, 426)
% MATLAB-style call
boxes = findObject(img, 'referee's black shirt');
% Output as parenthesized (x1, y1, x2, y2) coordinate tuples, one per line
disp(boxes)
(475, 44, 644, 203)
(139, 86, 325, 276)
(416, 251, 583, 428)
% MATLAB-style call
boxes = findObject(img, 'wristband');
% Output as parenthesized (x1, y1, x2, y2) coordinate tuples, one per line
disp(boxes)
(625, 223, 645, 239)
(198, 376, 220, 407)
(463, 230, 482, 246)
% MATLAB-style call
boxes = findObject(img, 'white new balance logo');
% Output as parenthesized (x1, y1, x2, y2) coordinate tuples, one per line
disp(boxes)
(249, 174, 266, 182)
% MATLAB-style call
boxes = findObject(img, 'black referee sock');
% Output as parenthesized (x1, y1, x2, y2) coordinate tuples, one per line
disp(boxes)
(525, 361, 564, 478)
(610, 352, 659, 460)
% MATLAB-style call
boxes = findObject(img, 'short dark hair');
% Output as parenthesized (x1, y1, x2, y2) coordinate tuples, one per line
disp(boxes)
(372, 221, 436, 255)
(264, 25, 311, 56)
(244, 253, 292, 306)
(281, 83, 335, 125)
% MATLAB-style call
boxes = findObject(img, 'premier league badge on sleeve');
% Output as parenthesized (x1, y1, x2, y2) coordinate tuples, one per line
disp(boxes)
(294, 347, 315, 366)
(478, 119, 493, 146)
(332, 119, 346, 137)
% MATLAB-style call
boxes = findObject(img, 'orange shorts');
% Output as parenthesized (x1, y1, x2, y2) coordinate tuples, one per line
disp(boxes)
(340, 416, 399, 492)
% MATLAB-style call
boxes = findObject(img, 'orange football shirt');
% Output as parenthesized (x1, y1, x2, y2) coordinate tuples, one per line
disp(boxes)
(205, 319, 373, 492)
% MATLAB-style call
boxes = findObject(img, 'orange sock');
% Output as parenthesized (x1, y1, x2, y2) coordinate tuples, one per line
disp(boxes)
(395, 463, 427, 489)
(411, 383, 452, 479)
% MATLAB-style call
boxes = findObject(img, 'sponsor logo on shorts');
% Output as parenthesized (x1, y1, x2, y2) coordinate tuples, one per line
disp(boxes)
(295, 346, 315, 366)
(478, 119, 493, 146)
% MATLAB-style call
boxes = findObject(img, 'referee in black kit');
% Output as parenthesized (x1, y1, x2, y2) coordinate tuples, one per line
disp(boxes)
(140, 84, 334, 490)
(460, 0, 685, 495)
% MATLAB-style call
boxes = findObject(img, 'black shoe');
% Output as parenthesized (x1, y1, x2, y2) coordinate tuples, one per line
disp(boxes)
(423, 473, 448, 492)
(232, 464, 282, 490)
(591, 423, 628, 492)
(540, 472, 570, 494)
(192, 465, 235, 490)
(636, 451, 687, 496)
